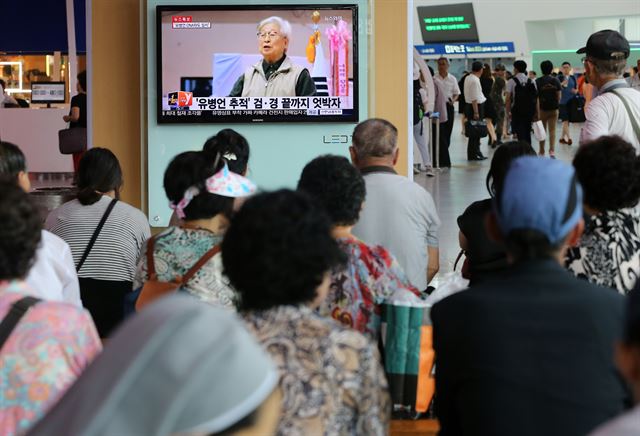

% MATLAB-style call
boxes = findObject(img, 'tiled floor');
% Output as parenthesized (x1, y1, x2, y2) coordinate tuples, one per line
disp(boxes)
(414, 115, 583, 281)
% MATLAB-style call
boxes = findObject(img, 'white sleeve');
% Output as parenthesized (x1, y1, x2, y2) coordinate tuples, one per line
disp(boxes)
(580, 97, 609, 145)
(60, 241, 82, 307)
(423, 66, 436, 113)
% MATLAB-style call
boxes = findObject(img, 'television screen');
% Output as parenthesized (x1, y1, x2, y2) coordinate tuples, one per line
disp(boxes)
(31, 82, 66, 103)
(416, 3, 479, 44)
(156, 5, 359, 124)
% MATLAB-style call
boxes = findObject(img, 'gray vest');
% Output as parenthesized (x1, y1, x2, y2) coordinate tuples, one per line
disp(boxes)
(241, 57, 305, 97)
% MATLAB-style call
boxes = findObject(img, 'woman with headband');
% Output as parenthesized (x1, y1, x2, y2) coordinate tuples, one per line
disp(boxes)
(133, 151, 256, 309)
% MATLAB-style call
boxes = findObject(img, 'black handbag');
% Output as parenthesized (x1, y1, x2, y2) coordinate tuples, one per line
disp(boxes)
(567, 96, 586, 123)
(464, 120, 488, 138)
(58, 127, 87, 154)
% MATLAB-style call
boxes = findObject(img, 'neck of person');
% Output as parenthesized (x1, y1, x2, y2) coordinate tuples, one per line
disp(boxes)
(101, 190, 117, 199)
(439, 71, 448, 79)
(355, 156, 396, 170)
(331, 225, 354, 239)
(583, 203, 601, 216)
(594, 74, 621, 90)
(183, 214, 227, 235)
(264, 54, 285, 65)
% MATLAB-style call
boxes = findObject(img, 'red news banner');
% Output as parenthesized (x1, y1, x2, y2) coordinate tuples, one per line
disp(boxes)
(171, 15, 211, 29)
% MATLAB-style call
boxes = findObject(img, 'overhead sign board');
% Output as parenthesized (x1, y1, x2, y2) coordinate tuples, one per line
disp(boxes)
(415, 42, 515, 56)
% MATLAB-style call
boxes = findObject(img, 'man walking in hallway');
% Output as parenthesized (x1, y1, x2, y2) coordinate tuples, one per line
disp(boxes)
(506, 60, 538, 145)
(558, 61, 578, 145)
(434, 57, 460, 168)
(463, 61, 488, 160)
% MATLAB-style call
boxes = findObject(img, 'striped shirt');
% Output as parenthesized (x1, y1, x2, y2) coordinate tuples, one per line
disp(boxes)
(45, 196, 150, 282)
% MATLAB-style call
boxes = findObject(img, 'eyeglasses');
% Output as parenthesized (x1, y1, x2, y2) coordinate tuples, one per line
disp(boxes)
(257, 31, 281, 40)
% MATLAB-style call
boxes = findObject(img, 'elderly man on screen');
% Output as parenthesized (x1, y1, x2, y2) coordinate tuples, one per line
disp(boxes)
(228, 16, 316, 97)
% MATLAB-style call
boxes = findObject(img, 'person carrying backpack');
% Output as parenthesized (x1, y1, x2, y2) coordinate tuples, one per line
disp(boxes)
(505, 60, 538, 145)
(536, 60, 562, 157)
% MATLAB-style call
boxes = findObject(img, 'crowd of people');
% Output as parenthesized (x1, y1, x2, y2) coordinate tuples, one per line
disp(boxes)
(413, 29, 640, 166)
(1, 29, 640, 436)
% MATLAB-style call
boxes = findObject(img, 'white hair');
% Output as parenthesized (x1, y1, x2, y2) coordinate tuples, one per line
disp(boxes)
(257, 16, 291, 40)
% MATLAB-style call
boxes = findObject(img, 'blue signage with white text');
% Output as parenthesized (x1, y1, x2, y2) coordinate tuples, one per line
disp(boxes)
(415, 42, 515, 56)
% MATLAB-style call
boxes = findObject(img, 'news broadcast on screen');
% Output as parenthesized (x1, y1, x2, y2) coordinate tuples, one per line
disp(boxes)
(156, 5, 359, 123)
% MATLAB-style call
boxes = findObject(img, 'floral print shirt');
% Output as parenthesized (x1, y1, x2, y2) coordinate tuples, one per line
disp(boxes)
(243, 305, 391, 435)
(0, 281, 101, 436)
(318, 236, 421, 340)
(565, 208, 640, 294)
(133, 227, 237, 309)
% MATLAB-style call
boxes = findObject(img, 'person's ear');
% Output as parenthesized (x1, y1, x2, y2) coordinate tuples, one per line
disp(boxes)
(565, 218, 585, 247)
(17, 170, 31, 192)
(485, 211, 504, 244)
(392, 147, 399, 166)
(615, 342, 640, 386)
(349, 145, 358, 166)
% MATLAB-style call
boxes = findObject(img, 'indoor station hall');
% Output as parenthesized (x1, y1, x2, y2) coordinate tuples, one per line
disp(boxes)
(1, 1, 640, 435)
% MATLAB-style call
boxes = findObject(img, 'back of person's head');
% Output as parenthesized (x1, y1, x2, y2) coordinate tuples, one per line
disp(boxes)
(77, 70, 87, 92)
(202, 128, 250, 175)
(471, 61, 483, 72)
(26, 294, 281, 436)
(540, 60, 554, 76)
(222, 189, 346, 312)
(76, 148, 123, 205)
(0, 141, 26, 179)
(164, 151, 234, 221)
(351, 118, 398, 160)
(0, 179, 41, 280)
(0, 78, 6, 91)
(486, 141, 536, 197)
(297, 154, 366, 227)
(495, 157, 583, 261)
(481, 63, 492, 79)
(573, 135, 640, 212)
(514, 60, 527, 74)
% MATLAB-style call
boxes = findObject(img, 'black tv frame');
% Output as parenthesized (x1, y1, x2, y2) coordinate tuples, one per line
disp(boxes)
(156, 4, 359, 124)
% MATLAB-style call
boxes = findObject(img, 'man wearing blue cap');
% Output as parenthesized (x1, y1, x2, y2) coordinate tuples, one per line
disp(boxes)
(432, 157, 627, 435)
(579, 30, 640, 152)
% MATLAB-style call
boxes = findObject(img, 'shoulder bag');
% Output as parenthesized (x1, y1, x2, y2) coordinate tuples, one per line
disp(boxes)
(58, 127, 87, 155)
(0, 296, 41, 353)
(135, 237, 221, 311)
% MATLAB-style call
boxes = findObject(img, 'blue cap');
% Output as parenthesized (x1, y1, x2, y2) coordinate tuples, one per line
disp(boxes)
(495, 157, 583, 244)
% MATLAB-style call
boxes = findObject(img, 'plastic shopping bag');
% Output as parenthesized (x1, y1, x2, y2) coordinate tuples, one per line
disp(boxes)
(532, 120, 547, 142)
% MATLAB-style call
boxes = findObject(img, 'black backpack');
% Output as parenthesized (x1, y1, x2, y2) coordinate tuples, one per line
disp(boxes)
(511, 77, 537, 119)
(413, 79, 424, 125)
(537, 77, 560, 111)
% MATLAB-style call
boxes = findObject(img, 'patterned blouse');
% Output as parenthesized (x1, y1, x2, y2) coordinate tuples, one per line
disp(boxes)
(133, 227, 237, 309)
(243, 305, 391, 435)
(318, 236, 421, 340)
(565, 208, 640, 294)
(0, 281, 102, 436)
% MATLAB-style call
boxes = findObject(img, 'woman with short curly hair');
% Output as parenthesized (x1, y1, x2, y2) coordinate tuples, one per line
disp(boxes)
(222, 189, 391, 435)
(298, 155, 420, 340)
(565, 135, 640, 294)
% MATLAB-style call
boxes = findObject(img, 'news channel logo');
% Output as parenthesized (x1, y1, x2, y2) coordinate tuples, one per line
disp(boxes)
(168, 91, 193, 109)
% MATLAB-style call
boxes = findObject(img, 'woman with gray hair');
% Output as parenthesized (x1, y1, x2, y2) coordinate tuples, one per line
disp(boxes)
(228, 16, 316, 97)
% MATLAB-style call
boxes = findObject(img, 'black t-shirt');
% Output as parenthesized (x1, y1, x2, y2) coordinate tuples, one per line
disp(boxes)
(69, 93, 87, 128)
(536, 75, 562, 111)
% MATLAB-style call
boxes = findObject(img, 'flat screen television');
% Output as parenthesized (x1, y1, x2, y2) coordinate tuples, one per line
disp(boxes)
(156, 4, 359, 123)
(31, 82, 66, 105)
(416, 3, 479, 44)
